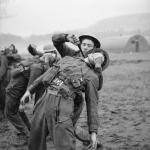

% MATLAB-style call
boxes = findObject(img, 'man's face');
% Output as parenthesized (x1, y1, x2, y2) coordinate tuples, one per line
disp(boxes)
(5, 48, 13, 55)
(80, 39, 95, 52)
(9, 45, 14, 51)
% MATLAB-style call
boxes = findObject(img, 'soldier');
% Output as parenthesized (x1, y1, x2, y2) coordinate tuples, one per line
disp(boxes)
(20, 48, 109, 150)
(52, 33, 109, 145)
(0, 52, 8, 119)
(0, 47, 21, 120)
(5, 63, 30, 141)
(52, 32, 109, 91)
(8, 44, 18, 54)
(4, 44, 60, 145)
(28, 45, 60, 104)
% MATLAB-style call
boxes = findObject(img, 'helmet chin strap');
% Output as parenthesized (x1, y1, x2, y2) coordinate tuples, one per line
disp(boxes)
(78, 44, 85, 58)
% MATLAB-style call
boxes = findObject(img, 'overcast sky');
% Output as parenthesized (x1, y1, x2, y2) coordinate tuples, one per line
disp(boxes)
(0, 0, 150, 36)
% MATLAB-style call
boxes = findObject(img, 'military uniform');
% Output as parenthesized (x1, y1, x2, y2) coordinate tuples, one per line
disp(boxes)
(5, 67, 30, 134)
(52, 33, 110, 90)
(52, 34, 111, 144)
(27, 56, 99, 150)
(0, 54, 10, 117)
(28, 63, 46, 104)
(5, 62, 46, 135)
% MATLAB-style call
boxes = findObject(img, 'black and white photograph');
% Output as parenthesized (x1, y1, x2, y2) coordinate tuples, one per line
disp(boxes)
(0, 0, 150, 149)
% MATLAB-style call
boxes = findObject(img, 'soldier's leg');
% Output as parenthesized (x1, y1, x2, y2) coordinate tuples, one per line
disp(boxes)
(19, 111, 31, 131)
(29, 115, 48, 150)
(0, 83, 6, 115)
(5, 94, 29, 136)
(52, 97, 76, 150)
(54, 119, 76, 150)
(0, 70, 10, 117)
(29, 94, 49, 150)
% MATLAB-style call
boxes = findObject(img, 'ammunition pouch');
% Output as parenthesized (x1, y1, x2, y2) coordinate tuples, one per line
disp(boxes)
(70, 75, 85, 92)
(48, 82, 75, 100)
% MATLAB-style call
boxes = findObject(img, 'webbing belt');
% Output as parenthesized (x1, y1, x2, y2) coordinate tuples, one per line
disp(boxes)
(47, 84, 75, 100)
(47, 89, 59, 96)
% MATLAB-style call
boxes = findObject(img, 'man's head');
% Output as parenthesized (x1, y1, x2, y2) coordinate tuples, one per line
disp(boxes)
(9, 44, 15, 51)
(40, 49, 60, 67)
(8, 44, 17, 54)
(42, 44, 60, 66)
(79, 35, 101, 53)
(40, 52, 56, 63)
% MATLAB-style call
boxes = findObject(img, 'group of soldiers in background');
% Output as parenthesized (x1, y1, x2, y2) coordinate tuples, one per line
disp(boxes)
(0, 33, 110, 150)
(0, 44, 20, 119)
(0, 43, 60, 138)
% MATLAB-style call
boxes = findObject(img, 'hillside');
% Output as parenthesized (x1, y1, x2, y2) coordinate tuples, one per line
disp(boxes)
(72, 13, 150, 37)
(0, 13, 150, 53)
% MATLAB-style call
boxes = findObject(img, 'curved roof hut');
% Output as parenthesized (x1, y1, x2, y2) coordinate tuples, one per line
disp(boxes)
(124, 34, 150, 52)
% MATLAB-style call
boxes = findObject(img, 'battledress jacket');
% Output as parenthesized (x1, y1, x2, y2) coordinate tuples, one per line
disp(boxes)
(27, 56, 99, 134)
(0, 55, 8, 82)
(6, 60, 47, 99)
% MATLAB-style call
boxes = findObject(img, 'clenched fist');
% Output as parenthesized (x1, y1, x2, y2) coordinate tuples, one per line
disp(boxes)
(66, 34, 80, 46)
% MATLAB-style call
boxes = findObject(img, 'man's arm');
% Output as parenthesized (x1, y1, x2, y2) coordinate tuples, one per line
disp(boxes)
(19, 65, 59, 109)
(84, 75, 99, 134)
(19, 65, 45, 111)
(52, 33, 79, 57)
(27, 63, 45, 87)
(0, 56, 8, 81)
(84, 71, 99, 149)
(27, 71, 44, 94)
(27, 65, 59, 94)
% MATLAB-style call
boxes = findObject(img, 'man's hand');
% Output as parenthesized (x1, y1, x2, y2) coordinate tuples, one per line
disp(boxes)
(18, 65, 24, 72)
(66, 34, 80, 46)
(19, 90, 31, 112)
(87, 132, 97, 150)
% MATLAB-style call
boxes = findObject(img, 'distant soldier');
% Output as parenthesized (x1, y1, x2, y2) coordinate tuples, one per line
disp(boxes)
(8, 44, 18, 54)
(0, 46, 21, 120)
(131, 39, 139, 52)
(0, 52, 9, 119)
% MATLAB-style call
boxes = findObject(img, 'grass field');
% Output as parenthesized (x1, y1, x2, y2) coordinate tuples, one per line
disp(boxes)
(0, 51, 150, 150)
(97, 52, 150, 149)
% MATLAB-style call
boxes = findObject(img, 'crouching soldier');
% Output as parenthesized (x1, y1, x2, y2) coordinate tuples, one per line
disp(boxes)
(20, 50, 109, 150)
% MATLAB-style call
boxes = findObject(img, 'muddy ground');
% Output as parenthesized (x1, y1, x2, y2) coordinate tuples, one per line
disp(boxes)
(0, 52, 150, 150)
